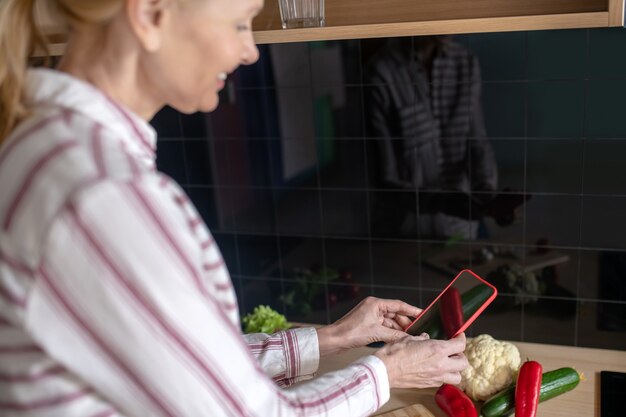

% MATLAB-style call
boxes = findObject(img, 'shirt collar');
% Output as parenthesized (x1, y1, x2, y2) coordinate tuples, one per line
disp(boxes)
(25, 68, 157, 160)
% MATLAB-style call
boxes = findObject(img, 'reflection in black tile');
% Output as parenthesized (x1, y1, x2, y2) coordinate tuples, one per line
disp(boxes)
(586, 79, 626, 138)
(238, 235, 280, 278)
(321, 190, 369, 237)
(213, 233, 239, 275)
(239, 278, 284, 317)
(418, 192, 472, 241)
(188, 187, 236, 232)
(180, 112, 212, 139)
(279, 236, 324, 280)
(480, 212, 525, 246)
(420, 243, 472, 290)
(580, 250, 626, 303)
(527, 29, 586, 80)
(526, 140, 583, 193)
(525, 195, 582, 248)
(527, 247, 579, 300)
(482, 83, 526, 138)
(373, 286, 423, 312)
(581, 196, 626, 250)
(578, 249, 602, 299)
(588, 28, 626, 78)
(274, 189, 322, 236)
(276, 88, 315, 140)
(268, 43, 313, 88)
(272, 138, 320, 188)
(221, 139, 273, 187)
(156, 140, 187, 185)
(328, 284, 373, 322)
(234, 45, 275, 89)
(324, 238, 372, 285)
(488, 139, 525, 191)
(371, 240, 420, 287)
(524, 297, 577, 345)
(584, 140, 626, 195)
(469, 295, 522, 341)
(527, 81, 584, 138)
(318, 139, 368, 189)
(184, 140, 214, 186)
(577, 300, 626, 350)
(233, 188, 275, 234)
(314, 87, 364, 139)
(311, 40, 361, 87)
(467, 32, 526, 82)
(282, 280, 329, 324)
(151, 106, 182, 138)
(370, 190, 418, 240)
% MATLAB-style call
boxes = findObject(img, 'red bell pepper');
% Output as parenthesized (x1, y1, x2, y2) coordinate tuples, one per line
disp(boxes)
(515, 360, 543, 417)
(440, 287, 464, 339)
(435, 384, 477, 417)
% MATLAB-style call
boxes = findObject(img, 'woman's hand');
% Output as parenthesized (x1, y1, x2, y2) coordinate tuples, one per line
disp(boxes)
(375, 333, 468, 389)
(316, 296, 421, 356)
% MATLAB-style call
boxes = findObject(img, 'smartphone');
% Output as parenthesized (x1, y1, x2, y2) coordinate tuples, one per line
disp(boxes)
(404, 269, 497, 339)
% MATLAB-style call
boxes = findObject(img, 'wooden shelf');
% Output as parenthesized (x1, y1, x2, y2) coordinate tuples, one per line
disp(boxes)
(253, 0, 622, 44)
(38, 0, 624, 56)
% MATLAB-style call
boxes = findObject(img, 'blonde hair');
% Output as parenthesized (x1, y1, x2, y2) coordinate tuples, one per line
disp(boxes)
(0, 0, 123, 144)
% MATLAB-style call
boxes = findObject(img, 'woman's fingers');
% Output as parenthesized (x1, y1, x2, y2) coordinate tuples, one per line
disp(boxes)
(442, 372, 462, 386)
(382, 317, 404, 331)
(379, 299, 422, 318)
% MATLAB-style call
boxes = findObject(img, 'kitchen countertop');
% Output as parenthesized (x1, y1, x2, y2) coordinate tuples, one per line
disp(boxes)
(314, 340, 626, 416)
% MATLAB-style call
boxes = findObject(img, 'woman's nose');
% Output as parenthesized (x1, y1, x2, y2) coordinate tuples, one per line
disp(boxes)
(241, 35, 260, 66)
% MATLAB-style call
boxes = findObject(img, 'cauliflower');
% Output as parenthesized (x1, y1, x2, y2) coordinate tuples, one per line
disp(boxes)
(459, 334, 521, 401)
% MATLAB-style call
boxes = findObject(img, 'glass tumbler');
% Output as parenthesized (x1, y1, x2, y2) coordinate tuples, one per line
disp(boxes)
(278, 0, 325, 29)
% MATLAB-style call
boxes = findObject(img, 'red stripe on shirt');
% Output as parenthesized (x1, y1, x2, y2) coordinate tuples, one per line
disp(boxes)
(3, 140, 79, 231)
(122, 144, 141, 177)
(69, 200, 252, 417)
(102, 95, 154, 157)
(38, 265, 182, 417)
(128, 183, 211, 298)
(200, 240, 214, 250)
(188, 217, 203, 230)
(0, 284, 26, 308)
(0, 345, 42, 354)
(89, 409, 117, 417)
(205, 260, 226, 273)
(0, 387, 92, 411)
(0, 365, 66, 382)
(0, 112, 64, 167)
(91, 123, 106, 178)
(360, 363, 380, 410)
(0, 249, 35, 278)
(174, 195, 189, 206)
(279, 373, 370, 412)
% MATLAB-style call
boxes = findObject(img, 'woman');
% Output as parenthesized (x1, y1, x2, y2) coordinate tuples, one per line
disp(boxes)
(0, 1, 468, 416)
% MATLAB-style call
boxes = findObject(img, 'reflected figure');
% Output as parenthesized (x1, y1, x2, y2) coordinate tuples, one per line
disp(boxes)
(365, 36, 521, 240)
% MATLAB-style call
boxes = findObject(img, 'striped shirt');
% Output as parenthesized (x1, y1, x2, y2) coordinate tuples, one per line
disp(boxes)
(0, 68, 389, 417)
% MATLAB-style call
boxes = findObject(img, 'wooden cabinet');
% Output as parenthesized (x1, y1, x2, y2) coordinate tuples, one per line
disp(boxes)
(253, 0, 624, 43)
(38, 0, 625, 55)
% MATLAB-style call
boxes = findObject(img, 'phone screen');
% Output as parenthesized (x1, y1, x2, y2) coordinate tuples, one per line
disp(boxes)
(405, 270, 497, 339)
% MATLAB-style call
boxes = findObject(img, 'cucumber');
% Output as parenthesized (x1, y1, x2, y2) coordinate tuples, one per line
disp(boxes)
(422, 283, 494, 339)
(480, 367, 580, 417)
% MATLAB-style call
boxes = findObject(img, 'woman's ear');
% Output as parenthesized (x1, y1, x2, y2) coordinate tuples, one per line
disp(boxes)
(125, 0, 169, 52)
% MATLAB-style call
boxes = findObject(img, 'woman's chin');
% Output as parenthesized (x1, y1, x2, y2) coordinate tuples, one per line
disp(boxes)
(172, 97, 219, 115)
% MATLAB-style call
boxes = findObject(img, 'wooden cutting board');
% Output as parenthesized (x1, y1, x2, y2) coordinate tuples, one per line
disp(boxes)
(376, 404, 435, 417)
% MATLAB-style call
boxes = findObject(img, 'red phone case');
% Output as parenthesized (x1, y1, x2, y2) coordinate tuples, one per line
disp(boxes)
(403, 269, 498, 338)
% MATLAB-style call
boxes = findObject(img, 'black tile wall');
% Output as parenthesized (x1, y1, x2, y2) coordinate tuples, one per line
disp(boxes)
(154, 28, 626, 349)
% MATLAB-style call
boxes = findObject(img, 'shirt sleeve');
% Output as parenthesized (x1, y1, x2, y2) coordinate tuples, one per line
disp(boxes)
(243, 328, 320, 387)
(25, 175, 390, 417)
